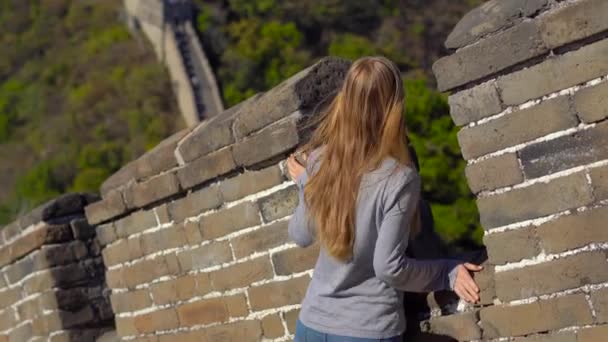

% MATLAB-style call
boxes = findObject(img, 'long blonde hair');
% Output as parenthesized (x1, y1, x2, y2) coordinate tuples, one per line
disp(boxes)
(298, 56, 421, 262)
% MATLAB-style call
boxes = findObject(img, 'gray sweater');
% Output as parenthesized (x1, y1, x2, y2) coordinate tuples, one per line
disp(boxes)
(288, 148, 460, 338)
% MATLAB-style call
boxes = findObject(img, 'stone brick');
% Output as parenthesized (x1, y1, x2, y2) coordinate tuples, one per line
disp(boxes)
(0, 287, 21, 308)
(70, 218, 95, 240)
(200, 202, 261, 240)
(465, 153, 523, 193)
(204, 320, 263, 342)
(102, 239, 131, 266)
(578, 325, 608, 342)
(519, 121, 608, 179)
(248, 275, 310, 311)
(483, 227, 539, 264)
(272, 244, 319, 275)
(155, 203, 171, 224)
(6, 254, 35, 284)
(115, 316, 137, 337)
(231, 220, 290, 259)
(435, 20, 547, 91)
(477, 172, 593, 229)
(424, 312, 481, 341)
(167, 185, 222, 223)
(177, 148, 236, 190)
(495, 252, 608, 301)
(261, 314, 285, 338)
(192, 272, 213, 297)
(95, 223, 117, 246)
(258, 185, 299, 222)
(123, 257, 171, 288)
(475, 262, 496, 305)
(498, 38, 608, 106)
(135, 128, 188, 179)
(590, 287, 608, 323)
(444, 0, 549, 49)
(480, 294, 593, 338)
(536, 207, 608, 254)
(177, 241, 232, 272)
(150, 275, 195, 305)
(183, 221, 203, 245)
(209, 256, 273, 291)
(513, 331, 576, 342)
(114, 209, 158, 238)
(224, 293, 249, 318)
(232, 57, 349, 138)
(110, 289, 152, 313)
(590, 165, 608, 200)
(0, 309, 16, 331)
(177, 297, 229, 326)
(125, 172, 180, 208)
(457, 96, 577, 160)
(133, 308, 180, 334)
(232, 117, 299, 167)
(283, 308, 300, 334)
(219, 165, 284, 202)
(574, 81, 608, 123)
(126, 236, 143, 260)
(9, 322, 32, 342)
(16, 296, 38, 320)
(448, 80, 503, 126)
(140, 225, 186, 255)
(105, 267, 126, 289)
(85, 189, 126, 225)
(540, 0, 608, 49)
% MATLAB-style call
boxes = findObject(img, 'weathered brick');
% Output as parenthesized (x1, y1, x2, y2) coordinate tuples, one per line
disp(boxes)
(177, 148, 236, 190)
(110, 289, 152, 313)
(126, 236, 143, 260)
(167, 185, 222, 222)
(513, 331, 576, 342)
(200, 202, 261, 240)
(475, 262, 496, 305)
(233, 57, 349, 138)
(116, 316, 137, 337)
(574, 81, 608, 123)
(192, 272, 213, 297)
(123, 257, 171, 288)
(135, 128, 188, 179)
(158, 330, 206, 342)
(177, 241, 232, 272)
(537, 207, 608, 254)
(5, 254, 35, 284)
(114, 209, 157, 238)
(477, 172, 593, 229)
(435, 20, 547, 91)
(480, 294, 593, 338)
(261, 313, 285, 338)
(258, 185, 299, 222)
(590, 165, 608, 200)
(233, 117, 299, 167)
(458, 96, 577, 160)
(177, 297, 229, 326)
(248, 275, 310, 311)
(424, 311, 481, 341)
(150, 275, 196, 305)
(495, 252, 608, 301)
(16, 296, 38, 320)
(272, 244, 319, 275)
(140, 225, 186, 255)
(466, 153, 523, 193)
(224, 293, 249, 318)
(183, 221, 203, 245)
(578, 325, 608, 342)
(204, 320, 263, 342)
(125, 172, 180, 209)
(498, 38, 608, 105)
(444, 0, 549, 49)
(9, 322, 32, 342)
(155, 203, 171, 224)
(483, 227, 539, 264)
(519, 121, 608, 179)
(539, 0, 608, 49)
(0, 309, 16, 331)
(209, 257, 273, 291)
(283, 308, 300, 334)
(231, 220, 290, 259)
(133, 308, 180, 334)
(219, 165, 284, 202)
(448, 80, 503, 126)
(105, 267, 126, 289)
(70, 218, 95, 240)
(95, 223, 117, 246)
(590, 287, 608, 323)
(85, 189, 126, 225)
(0, 287, 21, 308)
(102, 239, 131, 266)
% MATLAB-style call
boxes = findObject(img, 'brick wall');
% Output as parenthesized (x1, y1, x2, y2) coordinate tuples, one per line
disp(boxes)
(84, 57, 350, 341)
(0, 194, 113, 341)
(421, 0, 608, 340)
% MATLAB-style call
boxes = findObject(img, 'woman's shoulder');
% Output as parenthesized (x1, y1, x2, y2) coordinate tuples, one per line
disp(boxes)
(380, 157, 420, 190)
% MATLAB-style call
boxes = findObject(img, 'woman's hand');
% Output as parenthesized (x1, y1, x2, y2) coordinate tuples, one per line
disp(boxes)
(453, 262, 483, 304)
(287, 152, 307, 182)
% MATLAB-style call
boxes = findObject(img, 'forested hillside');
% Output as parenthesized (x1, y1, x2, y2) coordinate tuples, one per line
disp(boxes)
(0, 0, 483, 250)
(193, 0, 483, 249)
(0, 0, 181, 224)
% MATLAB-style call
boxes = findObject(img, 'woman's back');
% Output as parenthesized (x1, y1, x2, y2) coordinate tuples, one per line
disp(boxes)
(288, 148, 456, 339)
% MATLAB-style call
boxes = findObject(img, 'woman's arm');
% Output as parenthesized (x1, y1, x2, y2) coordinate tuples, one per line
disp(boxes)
(372, 168, 460, 293)
(287, 161, 315, 247)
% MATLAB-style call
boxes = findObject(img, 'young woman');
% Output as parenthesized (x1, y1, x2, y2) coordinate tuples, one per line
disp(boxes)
(285, 56, 482, 342)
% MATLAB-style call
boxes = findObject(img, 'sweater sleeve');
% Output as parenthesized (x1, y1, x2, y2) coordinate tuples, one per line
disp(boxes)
(373, 167, 460, 292)
(287, 167, 315, 247)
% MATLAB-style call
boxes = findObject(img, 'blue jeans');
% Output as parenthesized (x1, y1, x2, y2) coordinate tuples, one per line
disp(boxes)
(295, 319, 402, 342)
